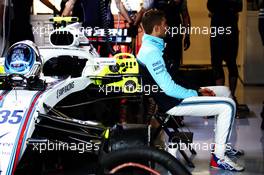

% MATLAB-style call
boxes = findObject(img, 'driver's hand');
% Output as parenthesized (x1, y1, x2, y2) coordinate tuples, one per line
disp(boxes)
(198, 88, 216, 96)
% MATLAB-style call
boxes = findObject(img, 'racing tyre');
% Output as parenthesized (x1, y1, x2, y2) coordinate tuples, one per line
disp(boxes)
(97, 146, 191, 175)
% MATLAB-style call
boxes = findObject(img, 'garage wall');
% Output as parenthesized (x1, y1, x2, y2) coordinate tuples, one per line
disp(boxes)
(244, 11, 264, 84)
(183, 0, 246, 68)
(183, 0, 211, 65)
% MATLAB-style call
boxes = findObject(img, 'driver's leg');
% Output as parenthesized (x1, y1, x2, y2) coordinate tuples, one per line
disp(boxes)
(166, 96, 244, 171)
(166, 96, 235, 157)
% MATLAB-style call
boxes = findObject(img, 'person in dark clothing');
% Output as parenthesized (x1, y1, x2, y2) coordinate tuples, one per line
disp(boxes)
(154, 0, 191, 76)
(0, 0, 4, 27)
(62, 0, 132, 57)
(62, 0, 113, 56)
(259, 0, 264, 130)
(207, 0, 243, 106)
(9, 0, 59, 45)
(259, 0, 264, 45)
(10, 0, 34, 44)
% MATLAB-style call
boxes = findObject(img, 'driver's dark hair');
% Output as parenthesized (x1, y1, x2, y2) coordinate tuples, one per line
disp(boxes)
(141, 9, 166, 34)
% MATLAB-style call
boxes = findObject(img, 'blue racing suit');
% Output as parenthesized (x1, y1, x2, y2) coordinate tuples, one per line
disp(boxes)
(137, 34, 237, 159)
(137, 34, 198, 111)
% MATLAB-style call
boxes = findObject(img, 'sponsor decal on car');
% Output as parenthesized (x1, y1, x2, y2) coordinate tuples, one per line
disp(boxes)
(57, 82, 74, 99)
(0, 110, 24, 125)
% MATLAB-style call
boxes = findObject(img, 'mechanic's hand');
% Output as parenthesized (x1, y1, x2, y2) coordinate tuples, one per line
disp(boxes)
(62, 1, 74, 16)
(184, 34, 190, 51)
(198, 88, 216, 96)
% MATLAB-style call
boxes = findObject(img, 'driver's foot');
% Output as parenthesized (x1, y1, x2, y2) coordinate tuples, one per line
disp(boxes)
(226, 146, 244, 157)
(210, 154, 245, 172)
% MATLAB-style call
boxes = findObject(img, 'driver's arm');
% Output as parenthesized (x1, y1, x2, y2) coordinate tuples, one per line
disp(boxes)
(62, 0, 78, 16)
(138, 47, 198, 99)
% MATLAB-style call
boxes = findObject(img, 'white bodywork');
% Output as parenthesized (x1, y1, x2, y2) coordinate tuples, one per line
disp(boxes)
(0, 44, 113, 175)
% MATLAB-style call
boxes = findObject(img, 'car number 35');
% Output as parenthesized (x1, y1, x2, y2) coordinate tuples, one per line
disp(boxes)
(0, 110, 23, 124)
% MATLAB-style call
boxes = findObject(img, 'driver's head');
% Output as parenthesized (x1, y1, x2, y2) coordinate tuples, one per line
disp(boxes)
(4, 40, 42, 77)
(141, 9, 167, 38)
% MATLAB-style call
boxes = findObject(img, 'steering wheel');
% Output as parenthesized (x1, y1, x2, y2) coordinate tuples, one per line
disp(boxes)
(3, 73, 46, 91)
(5, 73, 28, 88)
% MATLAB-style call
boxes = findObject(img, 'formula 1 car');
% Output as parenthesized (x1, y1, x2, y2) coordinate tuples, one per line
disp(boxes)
(0, 18, 190, 175)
